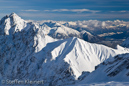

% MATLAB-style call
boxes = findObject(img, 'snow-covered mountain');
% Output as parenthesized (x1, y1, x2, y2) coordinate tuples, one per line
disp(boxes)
(34, 37, 128, 86)
(40, 21, 81, 39)
(0, 13, 129, 86)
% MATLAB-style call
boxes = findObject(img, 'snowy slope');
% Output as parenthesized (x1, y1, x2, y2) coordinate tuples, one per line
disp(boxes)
(73, 53, 129, 86)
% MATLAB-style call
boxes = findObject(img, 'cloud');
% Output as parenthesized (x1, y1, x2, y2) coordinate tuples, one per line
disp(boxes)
(21, 9, 40, 12)
(44, 10, 50, 12)
(119, 11, 128, 13)
(44, 9, 100, 13)
(52, 9, 69, 12)
(110, 10, 129, 13)
(70, 9, 100, 13)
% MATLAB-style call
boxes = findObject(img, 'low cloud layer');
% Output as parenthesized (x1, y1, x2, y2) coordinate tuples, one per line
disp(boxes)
(44, 9, 100, 13)
(110, 10, 129, 13)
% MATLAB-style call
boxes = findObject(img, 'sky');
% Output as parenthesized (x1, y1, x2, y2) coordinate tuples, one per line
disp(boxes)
(0, 0, 129, 21)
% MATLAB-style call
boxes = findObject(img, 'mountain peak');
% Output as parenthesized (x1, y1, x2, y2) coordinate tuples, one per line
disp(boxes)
(8, 12, 24, 25)
(9, 12, 22, 21)
(0, 12, 26, 35)
(9, 12, 18, 17)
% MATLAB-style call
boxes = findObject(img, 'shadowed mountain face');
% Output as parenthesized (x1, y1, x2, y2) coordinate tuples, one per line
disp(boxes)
(0, 13, 129, 86)
(122, 37, 129, 48)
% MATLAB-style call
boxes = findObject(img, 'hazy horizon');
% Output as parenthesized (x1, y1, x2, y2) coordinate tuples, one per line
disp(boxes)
(0, 0, 129, 21)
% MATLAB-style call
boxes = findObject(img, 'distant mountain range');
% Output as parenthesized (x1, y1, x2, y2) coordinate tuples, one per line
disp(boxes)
(33, 19, 129, 48)
(0, 13, 129, 86)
